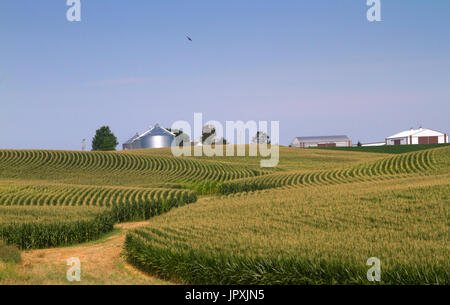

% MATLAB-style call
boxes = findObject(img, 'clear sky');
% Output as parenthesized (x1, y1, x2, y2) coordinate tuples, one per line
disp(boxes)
(1, 0, 449, 150)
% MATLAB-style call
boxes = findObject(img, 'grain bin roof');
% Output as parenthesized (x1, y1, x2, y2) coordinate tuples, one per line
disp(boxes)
(124, 133, 140, 145)
(294, 135, 350, 143)
(126, 124, 175, 145)
(145, 124, 175, 137)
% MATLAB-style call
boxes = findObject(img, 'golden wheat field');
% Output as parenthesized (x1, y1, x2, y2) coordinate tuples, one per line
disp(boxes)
(0, 145, 449, 284)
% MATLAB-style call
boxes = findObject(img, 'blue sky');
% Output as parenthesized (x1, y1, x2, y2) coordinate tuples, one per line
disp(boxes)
(1, 0, 449, 150)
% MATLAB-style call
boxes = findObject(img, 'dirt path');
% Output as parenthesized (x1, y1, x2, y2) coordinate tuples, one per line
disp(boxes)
(3, 221, 171, 285)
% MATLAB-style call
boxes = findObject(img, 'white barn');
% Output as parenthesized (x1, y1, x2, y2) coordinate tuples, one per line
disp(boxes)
(386, 127, 448, 145)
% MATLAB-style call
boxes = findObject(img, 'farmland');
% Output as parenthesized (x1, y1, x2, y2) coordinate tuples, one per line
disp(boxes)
(0, 145, 449, 284)
(315, 143, 450, 154)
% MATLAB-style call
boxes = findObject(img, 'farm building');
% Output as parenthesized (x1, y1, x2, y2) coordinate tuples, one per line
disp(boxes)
(386, 127, 448, 145)
(361, 142, 386, 147)
(123, 124, 175, 150)
(291, 135, 351, 148)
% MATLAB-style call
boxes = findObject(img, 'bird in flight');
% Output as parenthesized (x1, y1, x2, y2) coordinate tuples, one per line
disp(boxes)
(186, 35, 192, 42)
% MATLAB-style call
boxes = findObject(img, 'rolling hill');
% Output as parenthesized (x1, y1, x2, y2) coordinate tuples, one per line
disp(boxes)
(0, 145, 448, 284)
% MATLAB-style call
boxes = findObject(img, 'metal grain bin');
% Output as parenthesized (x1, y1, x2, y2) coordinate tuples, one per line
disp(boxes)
(123, 133, 140, 150)
(139, 124, 175, 148)
(131, 137, 142, 149)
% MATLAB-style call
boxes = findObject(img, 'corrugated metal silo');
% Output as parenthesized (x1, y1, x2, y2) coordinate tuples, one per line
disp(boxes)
(139, 124, 175, 148)
(123, 133, 140, 150)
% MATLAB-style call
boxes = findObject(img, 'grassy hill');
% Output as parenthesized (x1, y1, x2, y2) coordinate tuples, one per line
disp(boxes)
(0, 145, 448, 284)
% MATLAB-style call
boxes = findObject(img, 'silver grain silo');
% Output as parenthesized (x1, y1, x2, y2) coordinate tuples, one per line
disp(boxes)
(123, 133, 140, 150)
(131, 133, 143, 149)
(139, 124, 175, 148)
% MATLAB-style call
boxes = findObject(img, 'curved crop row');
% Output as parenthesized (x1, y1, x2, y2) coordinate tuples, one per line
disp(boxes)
(124, 181, 450, 285)
(218, 148, 442, 194)
(0, 209, 114, 249)
(0, 188, 197, 249)
(0, 184, 196, 208)
(0, 149, 264, 185)
(124, 234, 448, 285)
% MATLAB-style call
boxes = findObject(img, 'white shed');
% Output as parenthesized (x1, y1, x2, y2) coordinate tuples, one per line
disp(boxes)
(386, 127, 448, 145)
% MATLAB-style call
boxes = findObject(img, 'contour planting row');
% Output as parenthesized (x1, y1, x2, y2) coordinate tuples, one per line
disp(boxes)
(0, 150, 262, 183)
(0, 206, 114, 249)
(124, 181, 450, 284)
(0, 187, 197, 249)
(0, 184, 196, 208)
(218, 149, 440, 194)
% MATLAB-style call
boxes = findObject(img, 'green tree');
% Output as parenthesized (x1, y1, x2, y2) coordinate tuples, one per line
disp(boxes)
(167, 128, 190, 147)
(91, 126, 118, 151)
(252, 131, 270, 144)
(202, 127, 216, 145)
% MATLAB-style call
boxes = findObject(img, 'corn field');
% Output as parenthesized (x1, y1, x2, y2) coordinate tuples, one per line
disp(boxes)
(0, 183, 196, 208)
(218, 148, 446, 194)
(0, 188, 196, 249)
(124, 146, 450, 284)
(0, 145, 448, 284)
(0, 180, 196, 249)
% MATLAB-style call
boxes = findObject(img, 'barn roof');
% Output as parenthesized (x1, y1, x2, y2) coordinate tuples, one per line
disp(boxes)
(294, 135, 350, 143)
(386, 128, 445, 139)
(387, 129, 421, 139)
